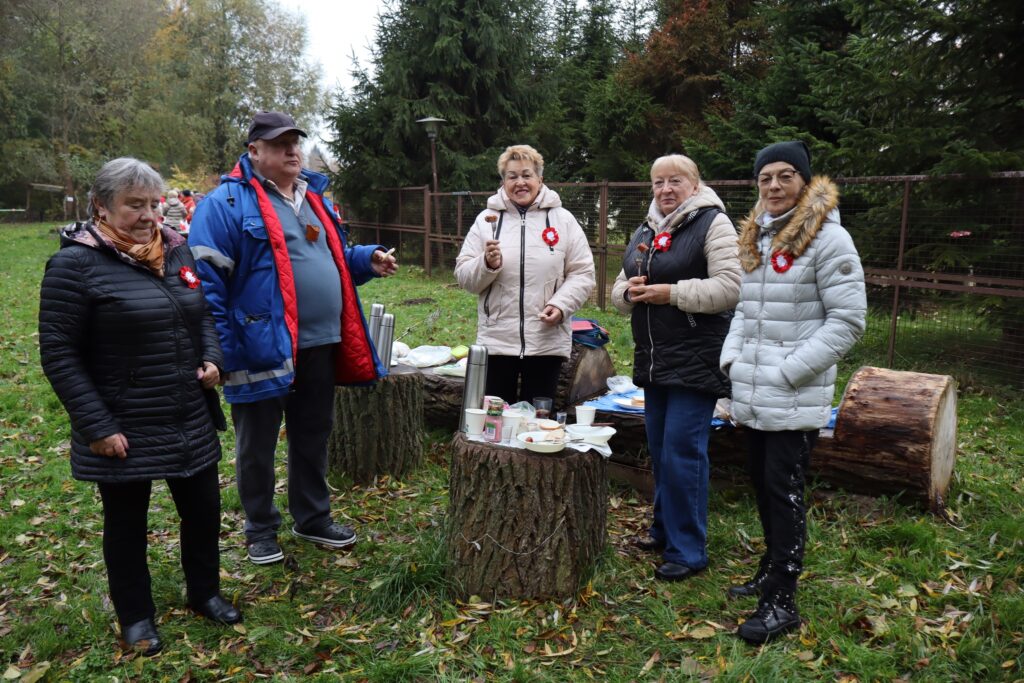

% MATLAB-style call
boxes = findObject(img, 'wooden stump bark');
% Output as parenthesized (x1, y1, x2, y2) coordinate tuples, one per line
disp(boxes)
(597, 367, 957, 512)
(554, 343, 616, 410)
(420, 366, 464, 429)
(446, 433, 607, 601)
(421, 343, 615, 430)
(328, 365, 424, 485)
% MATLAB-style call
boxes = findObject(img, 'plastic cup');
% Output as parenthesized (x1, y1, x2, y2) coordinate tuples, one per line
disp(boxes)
(501, 411, 523, 443)
(576, 405, 596, 426)
(464, 408, 487, 436)
(533, 396, 553, 420)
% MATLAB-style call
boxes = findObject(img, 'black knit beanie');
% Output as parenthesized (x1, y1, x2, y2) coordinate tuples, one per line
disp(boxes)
(753, 141, 812, 184)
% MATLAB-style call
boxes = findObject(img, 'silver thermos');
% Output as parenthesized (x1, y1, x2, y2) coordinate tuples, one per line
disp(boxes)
(368, 303, 385, 350)
(378, 313, 395, 369)
(460, 345, 488, 432)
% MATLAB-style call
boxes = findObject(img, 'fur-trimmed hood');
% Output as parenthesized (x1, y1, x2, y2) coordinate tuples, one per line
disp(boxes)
(736, 176, 839, 273)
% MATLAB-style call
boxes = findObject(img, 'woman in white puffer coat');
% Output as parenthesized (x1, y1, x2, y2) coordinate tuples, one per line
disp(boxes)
(455, 145, 596, 404)
(719, 141, 866, 645)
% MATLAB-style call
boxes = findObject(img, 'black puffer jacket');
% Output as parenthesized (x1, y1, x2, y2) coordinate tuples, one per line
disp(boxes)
(39, 223, 223, 482)
(622, 207, 733, 396)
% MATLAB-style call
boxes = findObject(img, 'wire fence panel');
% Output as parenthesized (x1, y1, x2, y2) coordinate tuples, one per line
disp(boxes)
(346, 173, 1024, 387)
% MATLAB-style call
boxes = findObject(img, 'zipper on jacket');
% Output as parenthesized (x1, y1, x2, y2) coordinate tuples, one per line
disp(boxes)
(645, 231, 656, 383)
(750, 231, 772, 423)
(518, 213, 527, 359)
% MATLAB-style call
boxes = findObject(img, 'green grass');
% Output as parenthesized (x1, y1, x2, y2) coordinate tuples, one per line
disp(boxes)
(1, 223, 1022, 681)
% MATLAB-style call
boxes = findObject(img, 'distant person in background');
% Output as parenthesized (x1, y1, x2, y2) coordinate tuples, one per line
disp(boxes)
(454, 144, 595, 404)
(611, 153, 740, 583)
(39, 157, 240, 656)
(181, 189, 197, 219)
(720, 140, 866, 644)
(162, 189, 188, 232)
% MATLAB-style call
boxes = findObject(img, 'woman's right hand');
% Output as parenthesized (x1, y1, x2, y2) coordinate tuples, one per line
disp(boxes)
(484, 239, 502, 269)
(90, 433, 129, 459)
(626, 275, 647, 301)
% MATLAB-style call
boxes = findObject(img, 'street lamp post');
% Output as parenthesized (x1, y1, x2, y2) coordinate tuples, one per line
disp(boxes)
(416, 117, 446, 276)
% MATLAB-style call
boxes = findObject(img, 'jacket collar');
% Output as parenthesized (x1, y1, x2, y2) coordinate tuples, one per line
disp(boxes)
(736, 175, 840, 273)
(225, 153, 330, 195)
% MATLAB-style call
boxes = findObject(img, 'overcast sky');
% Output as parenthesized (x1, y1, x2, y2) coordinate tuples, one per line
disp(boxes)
(275, 0, 385, 147)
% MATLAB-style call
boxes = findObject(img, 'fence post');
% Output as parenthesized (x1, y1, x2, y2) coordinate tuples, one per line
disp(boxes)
(597, 180, 609, 310)
(423, 186, 432, 276)
(887, 179, 912, 367)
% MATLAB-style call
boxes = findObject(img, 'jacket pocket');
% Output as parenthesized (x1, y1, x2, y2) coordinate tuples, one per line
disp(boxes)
(231, 309, 285, 371)
(482, 283, 505, 326)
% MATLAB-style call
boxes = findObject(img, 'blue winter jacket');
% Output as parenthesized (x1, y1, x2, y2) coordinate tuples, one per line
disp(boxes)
(188, 153, 386, 403)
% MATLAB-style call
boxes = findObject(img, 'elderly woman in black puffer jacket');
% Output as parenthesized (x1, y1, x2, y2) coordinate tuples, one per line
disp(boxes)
(39, 158, 241, 656)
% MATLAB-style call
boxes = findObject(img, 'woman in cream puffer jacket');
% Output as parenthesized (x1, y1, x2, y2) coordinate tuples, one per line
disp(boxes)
(720, 140, 866, 646)
(455, 145, 595, 404)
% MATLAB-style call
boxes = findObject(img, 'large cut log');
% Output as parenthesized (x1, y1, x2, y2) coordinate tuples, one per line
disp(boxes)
(596, 367, 957, 512)
(328, 365, 424, 485)
(421, 343, 615, 430)
(446, 433, 607, 600)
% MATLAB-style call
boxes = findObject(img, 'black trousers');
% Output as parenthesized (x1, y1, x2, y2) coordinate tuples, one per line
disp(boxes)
(97, 464, 221, 626)
(485, 354, 564, 406)
(745, 429, 818, 594)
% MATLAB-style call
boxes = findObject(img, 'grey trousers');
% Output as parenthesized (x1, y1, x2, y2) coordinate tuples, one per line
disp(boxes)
(231, 345, 337, 542)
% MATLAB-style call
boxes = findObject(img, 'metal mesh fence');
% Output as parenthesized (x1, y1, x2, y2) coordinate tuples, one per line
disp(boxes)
(346, 174, 1024, 387)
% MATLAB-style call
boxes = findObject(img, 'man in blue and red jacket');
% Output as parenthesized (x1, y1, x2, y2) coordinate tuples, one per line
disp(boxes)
(189, 111, 397, 565)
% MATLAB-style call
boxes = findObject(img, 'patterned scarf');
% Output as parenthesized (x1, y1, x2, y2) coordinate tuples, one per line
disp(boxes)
(97, 220, 165, 277)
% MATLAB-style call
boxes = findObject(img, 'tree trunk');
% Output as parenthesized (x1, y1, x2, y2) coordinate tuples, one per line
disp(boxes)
(597, 367, 958, 512)
(555, 343, 616, 411)
(446, 433, 607, 601)
(421, 343, 615, 430)
(327, 365, 424, 485)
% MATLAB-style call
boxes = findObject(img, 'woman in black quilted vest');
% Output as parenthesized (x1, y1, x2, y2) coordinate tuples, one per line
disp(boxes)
(611, 154, 741, 583)
(39, 158, 241, 656)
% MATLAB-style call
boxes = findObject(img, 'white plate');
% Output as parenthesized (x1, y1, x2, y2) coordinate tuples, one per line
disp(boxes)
(565, 425, 617, 445)
(516, 431, 565, 453)
(613, 397, 645, 410)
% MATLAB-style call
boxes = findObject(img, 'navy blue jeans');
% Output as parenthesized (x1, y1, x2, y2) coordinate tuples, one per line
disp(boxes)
(645, 385, 717, 568)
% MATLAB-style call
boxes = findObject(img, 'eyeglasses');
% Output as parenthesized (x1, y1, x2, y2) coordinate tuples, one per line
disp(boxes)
(652, 177, 691, 191)
(504, 171, 537, 182)
(757, 169, 800, 187)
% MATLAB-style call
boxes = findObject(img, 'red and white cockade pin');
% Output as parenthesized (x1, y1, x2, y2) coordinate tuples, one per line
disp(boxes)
(770, 251, 794, 273)
(542, 226, 559, 248)
(179, 265, 200, 289)
(653, 231, 672, 252)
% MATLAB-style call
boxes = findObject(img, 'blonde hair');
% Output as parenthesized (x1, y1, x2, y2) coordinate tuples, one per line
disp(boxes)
(498, 145, 544, 178)
(650, 154, 701, 185)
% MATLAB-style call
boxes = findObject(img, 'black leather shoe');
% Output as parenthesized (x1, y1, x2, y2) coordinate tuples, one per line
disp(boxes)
(632, 535, 666, 553)
(728, 567, 772, 598)
(737, 600, 800, 644)
(121, 618, 163, 656)
(189, 595, 243, 625)
(654, 562, 705, 582)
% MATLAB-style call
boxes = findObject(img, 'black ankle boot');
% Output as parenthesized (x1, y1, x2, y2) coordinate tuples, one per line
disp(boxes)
(736, 588, 800, 644)
(121, 618, 163, 656)
(727, 560, 773, 598)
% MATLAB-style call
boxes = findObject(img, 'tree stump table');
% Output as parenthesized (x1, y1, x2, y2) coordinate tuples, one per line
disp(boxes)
(446, 433, 607, 601)
(328, 364, 424, 485)
(421, 342, 615, 430)
(596, 366, 958, 512)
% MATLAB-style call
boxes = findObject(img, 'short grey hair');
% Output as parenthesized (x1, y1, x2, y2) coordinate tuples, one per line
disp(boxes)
(88, 157, 164, 215)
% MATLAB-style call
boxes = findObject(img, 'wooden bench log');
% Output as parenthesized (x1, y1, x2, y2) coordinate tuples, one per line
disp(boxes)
(327, 365, 424, 485)
(596, 367, 957, 512)
(446, 433, 607, 601)
(421, 342, 615, 430)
